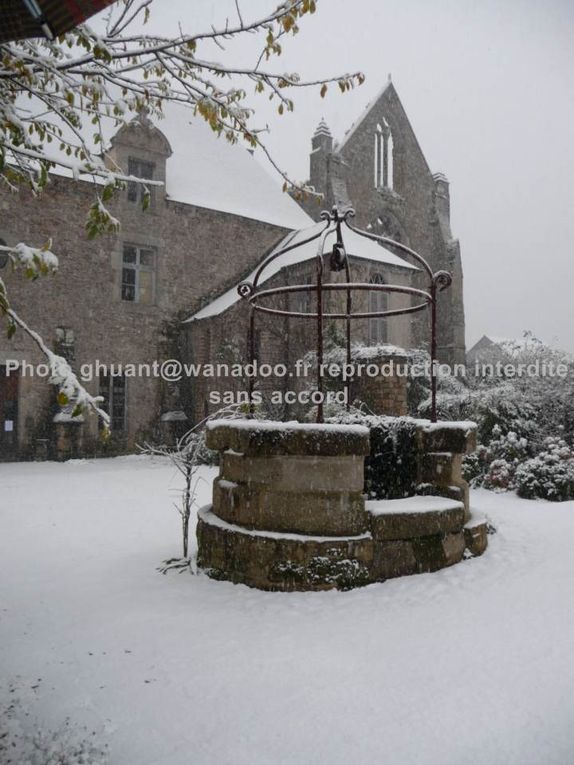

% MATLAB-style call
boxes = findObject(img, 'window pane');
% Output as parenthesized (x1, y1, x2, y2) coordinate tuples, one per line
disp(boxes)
(127, 182, 138, 202)
(122, 267, 135, 285)
(121, 267, 136, 301)
(123, 246, 137, 264)
(138, 270, 153, 304)
(99, 374, 126, 432)
(128, 158, 154, 180)
(140, 161, 154, 179)
(139, 249, 154, 267)
(121, 284, 135, 301)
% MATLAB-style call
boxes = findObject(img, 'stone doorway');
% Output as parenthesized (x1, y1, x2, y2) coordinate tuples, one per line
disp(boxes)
(0, 365, 18, 460)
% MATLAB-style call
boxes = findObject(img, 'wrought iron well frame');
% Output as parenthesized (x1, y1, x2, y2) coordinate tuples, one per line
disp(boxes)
(238, 206, 452, 423)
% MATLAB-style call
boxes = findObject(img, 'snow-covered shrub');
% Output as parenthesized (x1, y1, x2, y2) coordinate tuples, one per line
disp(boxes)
(515, 438, 574, 501)
(464, 427, 530, 491)
(271, 551, 371, 590)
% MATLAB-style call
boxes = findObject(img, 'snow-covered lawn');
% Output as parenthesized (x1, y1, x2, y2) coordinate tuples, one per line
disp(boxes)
(1, 456, 574, 765)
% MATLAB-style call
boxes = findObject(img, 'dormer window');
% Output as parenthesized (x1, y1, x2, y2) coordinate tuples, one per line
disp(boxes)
(127, 157, 154, 204)
(374, 118, 393, 190)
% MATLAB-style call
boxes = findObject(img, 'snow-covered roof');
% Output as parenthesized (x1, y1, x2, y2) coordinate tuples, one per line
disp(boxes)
(337, 76, 393, 151)
(162, 109, 311, 230)
(40, 106, 312, 231)
(186, 220, 416, 322)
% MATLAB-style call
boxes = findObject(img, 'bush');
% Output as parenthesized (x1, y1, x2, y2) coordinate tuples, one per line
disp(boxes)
(463, 426, 530, 492)
(515, 438, 574, 501)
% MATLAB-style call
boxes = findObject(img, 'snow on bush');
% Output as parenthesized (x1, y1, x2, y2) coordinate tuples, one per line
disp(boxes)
(464, 426, 530, 492)
(515, 438, 574, 502)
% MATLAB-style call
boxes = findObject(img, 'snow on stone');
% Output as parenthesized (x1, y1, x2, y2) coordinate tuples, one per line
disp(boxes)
(365, 495, 464, 516)
(187, 221, 416, 322)
(464, 512, 490, 529)
(216, 480, 238, 491)
(199, 505, 371, 542)
(351, 342, 410, 359)
(421, 420, 477, 433)
(160, 410, 188, 422)
(206, 418, 369, 436)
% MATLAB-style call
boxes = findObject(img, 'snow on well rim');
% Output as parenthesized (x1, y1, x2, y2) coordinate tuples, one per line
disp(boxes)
(365, 495, 464, 516)
(421, 420, 477, 433)
(206, 419, 369, 435)
(198, 505, 372, 542)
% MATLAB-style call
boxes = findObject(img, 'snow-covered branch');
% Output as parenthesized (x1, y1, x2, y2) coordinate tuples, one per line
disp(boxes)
(0, 0, 363, 202)
(0, 279, 110, 428)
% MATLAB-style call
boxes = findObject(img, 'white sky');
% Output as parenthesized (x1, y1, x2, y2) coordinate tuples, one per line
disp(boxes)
(107, 0, 574, 352)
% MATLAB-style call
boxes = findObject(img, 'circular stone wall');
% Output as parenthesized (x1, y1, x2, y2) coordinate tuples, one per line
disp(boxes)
(197, 419, 488, 591)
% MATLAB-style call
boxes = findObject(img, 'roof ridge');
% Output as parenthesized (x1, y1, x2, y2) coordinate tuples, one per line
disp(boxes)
(337, 75, 393, 151)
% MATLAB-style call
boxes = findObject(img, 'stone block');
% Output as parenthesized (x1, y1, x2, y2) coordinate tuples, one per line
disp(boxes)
(366, 496, 465, 541)
(412, 531, 466, 573)
(421, 453, 463, 486)
(212, 478, 369, 536)
(205, 420, 370, 457)
(371, 539, 418, 580)
(420, 422, 477, 455)
(464, 519, 489, 557)
(416, 481, 471, 522)
(220, 452, 365, 492)
(196, 506, 374, 591)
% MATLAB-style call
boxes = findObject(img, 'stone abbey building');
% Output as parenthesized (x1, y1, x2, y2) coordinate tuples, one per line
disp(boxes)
(0, 80, 466, 459)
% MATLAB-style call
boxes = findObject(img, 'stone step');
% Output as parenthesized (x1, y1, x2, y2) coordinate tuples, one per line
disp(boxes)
(213, 477, 369, 537)
(464, 513, 490, 557)
(197, 505, 374, 592)
(365, 495, 465, 541)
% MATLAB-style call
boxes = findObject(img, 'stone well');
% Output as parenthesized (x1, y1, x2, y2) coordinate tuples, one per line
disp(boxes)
(197, 419, 488, 591)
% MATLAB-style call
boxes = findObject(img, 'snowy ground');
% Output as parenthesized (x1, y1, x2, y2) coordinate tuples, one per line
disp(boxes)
(1, 456, 574, 765)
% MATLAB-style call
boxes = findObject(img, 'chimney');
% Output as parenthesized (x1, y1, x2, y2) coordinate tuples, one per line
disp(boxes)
(309, 118, 333, 195)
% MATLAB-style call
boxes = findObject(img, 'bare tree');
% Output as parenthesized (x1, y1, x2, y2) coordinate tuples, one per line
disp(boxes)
(142, 404, 245, 572)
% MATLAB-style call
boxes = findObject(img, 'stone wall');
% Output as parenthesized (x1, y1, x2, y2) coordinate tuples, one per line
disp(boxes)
(197, 419, 488, 592)
(0, 158, 288, 457)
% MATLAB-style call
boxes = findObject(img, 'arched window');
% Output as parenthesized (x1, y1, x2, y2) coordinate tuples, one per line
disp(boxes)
(374, 118, 393, 190)
(368, 272, 387, 345)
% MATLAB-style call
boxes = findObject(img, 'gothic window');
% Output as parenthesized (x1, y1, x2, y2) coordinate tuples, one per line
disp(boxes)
(374, 118, 394, 190)
(99, 373, 127, 432)
(121, 244, 156, 303)
(127, 157, 155, 204)
(368, 272, 387, 345)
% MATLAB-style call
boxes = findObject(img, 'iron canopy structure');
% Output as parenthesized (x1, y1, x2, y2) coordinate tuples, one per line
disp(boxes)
(238, 206, 452, 422)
